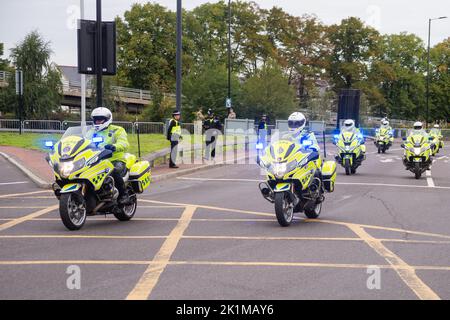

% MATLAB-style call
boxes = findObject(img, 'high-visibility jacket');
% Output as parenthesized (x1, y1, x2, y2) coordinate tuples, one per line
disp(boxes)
(88, 125, 129, 162)
(167, 119, 181, 141)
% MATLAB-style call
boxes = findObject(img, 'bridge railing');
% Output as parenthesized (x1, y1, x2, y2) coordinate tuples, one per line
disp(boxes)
(0, 71, 11, 83)
(61, 80, 176, 102)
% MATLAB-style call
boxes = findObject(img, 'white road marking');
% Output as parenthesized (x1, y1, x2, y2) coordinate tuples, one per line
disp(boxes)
(0, 181, 29, 186)
(426, 170, 435, 188)
(177, 176, 449, 190)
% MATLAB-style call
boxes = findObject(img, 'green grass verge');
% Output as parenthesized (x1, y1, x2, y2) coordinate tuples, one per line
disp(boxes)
(0, 132, 170, 156)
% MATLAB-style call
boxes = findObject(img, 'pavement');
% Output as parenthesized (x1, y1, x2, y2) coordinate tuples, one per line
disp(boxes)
(0, 140, 449, 300)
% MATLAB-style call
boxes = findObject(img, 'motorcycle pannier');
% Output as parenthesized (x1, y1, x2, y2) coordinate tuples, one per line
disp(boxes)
(322, 161, 337, 192)
(129, 161, 151, 193)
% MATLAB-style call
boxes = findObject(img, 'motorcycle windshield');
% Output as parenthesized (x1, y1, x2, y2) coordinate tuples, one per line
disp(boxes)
(61, 126, 96, 140)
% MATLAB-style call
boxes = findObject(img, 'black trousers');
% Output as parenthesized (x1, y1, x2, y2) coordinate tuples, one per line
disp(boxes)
(205, 135, 217, 159)
(111, 161, 126, 195)
(170, 141, 179, 167)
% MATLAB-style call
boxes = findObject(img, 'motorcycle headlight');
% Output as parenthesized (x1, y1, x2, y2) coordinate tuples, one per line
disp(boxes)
(273, 162, 287, 178)
(60, 161, 74, 178)
(59, 159, 85, 178)
(413, 147, 421, 155)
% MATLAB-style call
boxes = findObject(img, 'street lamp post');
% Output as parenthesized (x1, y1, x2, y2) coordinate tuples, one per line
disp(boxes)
(176, 0, 182, 113)
(96, 0, 103, 108)
(426, 16, 447, 128)
(227, 0, 231, 111)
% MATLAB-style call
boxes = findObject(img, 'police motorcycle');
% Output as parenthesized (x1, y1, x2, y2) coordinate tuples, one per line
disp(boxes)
(333, 120, 366, 175)
(257, 113, 336, 227)
(401, 124, 434, 180)
(374, 127, 394, 154)
(44, 126, 151, 230)
(428, 125, 444, 156)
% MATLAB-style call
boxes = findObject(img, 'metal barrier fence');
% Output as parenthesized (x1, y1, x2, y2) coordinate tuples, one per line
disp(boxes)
(182, 123, 195, 134)
(23, 120, 62, 133)
(0, 119, 21, 132)
(1, 119, 449, 141)
(224, 119, 255, 134)
(0, 119, 167, 135)
(135, 122, 165, 134)
(62, 121, 93, 130)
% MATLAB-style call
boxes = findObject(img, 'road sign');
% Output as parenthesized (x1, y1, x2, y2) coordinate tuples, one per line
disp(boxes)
(226, 98, 232, 108)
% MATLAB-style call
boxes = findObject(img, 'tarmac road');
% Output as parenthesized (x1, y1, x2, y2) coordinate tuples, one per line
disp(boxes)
(0, 140, 449, 300)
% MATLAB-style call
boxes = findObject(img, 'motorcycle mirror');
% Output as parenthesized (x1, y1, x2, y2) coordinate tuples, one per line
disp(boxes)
(400, 143, 405, 148)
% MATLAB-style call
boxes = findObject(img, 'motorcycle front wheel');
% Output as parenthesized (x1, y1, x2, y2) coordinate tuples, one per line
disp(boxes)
(344, 159, 351, 175)
(414, 162, 422, 180)
(60, 193, 87, 231)
(274, 192, 294, 227)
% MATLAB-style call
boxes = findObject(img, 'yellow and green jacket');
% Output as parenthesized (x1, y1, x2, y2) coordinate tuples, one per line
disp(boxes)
(87, 125, 129, 162)
(167, 119, 181, 141)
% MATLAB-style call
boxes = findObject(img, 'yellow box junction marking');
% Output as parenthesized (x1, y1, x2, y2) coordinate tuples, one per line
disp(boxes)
(348, 224, 440, 300)
(126, 205, 197, 300)
(0, 205, 58, 232)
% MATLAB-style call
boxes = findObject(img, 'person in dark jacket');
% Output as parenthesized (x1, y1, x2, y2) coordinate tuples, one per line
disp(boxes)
(257, 114, 268, 150)
(203, 110, 222, 160)
(167, 110, 182, 168)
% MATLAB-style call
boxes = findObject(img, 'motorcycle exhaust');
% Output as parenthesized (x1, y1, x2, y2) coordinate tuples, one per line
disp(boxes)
(259, 182, 274, 203)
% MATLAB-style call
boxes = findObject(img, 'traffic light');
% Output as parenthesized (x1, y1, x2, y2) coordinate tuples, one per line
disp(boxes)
(77, 19, 116, 75)
(337, 89, 360, 128)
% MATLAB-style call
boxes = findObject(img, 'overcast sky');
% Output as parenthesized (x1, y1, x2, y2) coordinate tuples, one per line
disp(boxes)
(1, 0, 449, 66)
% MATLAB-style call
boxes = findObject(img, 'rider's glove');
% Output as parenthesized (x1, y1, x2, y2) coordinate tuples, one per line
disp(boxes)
(104, 144, 116, 152)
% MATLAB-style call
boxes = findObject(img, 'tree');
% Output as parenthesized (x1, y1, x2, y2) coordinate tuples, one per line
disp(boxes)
(377, 33, 427, 120)
(327, 17, 381, 89)
(116, 3, 177, 91)
(239, 63, 297, 119)
(2, 31, 62, 118)
(0, 43, 10, 71)
(183, 63, 240, 121)
(429, 38, 450, 121)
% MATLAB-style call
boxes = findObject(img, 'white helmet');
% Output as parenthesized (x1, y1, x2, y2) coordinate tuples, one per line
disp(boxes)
(288, 112, 306, 134)
(343, 119, 355, 131)
(381, 120, 389, 127)
(434, 124, 440, 129)
(413, 121, 423, 130)
(91, 107, 113, 132)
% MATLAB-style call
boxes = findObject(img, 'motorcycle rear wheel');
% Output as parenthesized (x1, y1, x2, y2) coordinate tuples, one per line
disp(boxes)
(114, 192, 137, 221)
(304, 200, 322, 219)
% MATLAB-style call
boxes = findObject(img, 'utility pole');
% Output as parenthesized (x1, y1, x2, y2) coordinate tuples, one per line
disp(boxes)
(176, 0, 182, 113)
(15, 69, 23, 135)
(80, 0, 86, 128)
(96, 0, 103, 108)
(227, 0, 232, 110)
(426, 16, 447, 128)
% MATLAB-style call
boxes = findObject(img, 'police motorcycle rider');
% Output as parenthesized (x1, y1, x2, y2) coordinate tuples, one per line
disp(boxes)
(409, 121, 429, 138)
(283, 112, 320, 152)
(378, 119, 394, 144)
(430, 123, 442, 135)
(341, 119, 366, 157)
(88, 107, 130, 204)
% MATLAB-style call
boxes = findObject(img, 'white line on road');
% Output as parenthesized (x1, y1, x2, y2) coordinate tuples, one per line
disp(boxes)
(0, 181, 29, 186)
(177, 176, 450, 190)
(426, 170, 435, 187)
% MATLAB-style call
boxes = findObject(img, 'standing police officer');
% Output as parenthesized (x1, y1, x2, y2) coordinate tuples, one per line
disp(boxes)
(167, 110, 182, 168)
